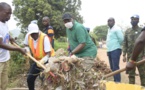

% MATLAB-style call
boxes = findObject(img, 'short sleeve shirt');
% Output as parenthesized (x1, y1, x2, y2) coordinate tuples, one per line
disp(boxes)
(66, 21, 97, 58)
(0, 22, 10, 62)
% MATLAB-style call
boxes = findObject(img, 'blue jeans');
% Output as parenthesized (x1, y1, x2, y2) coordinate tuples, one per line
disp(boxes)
(107, 49, 121, 82)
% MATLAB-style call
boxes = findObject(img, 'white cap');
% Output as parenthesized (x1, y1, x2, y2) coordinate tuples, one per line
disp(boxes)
(28, 23, 39, 34)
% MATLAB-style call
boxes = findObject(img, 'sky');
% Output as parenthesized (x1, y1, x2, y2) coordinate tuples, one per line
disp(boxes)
(80, 0, 145, 30)
(1, 0, 145, 31)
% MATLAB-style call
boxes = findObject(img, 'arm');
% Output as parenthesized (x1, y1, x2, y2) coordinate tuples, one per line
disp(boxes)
(0, 37, 20, 51)
(131, 30, 145, 61)
(71, 26, 86, 55)
(0, 37, 26, 54)
(116, 29, 124, 45)
(71, 43, 85, 54)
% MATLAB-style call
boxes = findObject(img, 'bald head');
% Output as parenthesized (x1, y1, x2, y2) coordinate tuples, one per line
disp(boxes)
(0, 2, 12, 22)
(108, 17, 115, 22)
(42, 16, 50, 26)
(107, 17, 115, 28)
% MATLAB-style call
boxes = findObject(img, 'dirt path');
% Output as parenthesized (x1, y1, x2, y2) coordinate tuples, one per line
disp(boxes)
(97, 48, 140, 85)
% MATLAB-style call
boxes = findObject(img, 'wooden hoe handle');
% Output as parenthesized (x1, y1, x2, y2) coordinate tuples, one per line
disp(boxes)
(12, 43, 46, 70)
(104, 59, 145, 78)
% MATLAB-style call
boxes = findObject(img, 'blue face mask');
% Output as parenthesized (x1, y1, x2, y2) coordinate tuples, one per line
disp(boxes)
(131, 21, 138, 26)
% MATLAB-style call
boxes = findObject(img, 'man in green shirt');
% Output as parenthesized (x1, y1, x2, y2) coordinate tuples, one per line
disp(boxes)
(62, 13, 97, 69)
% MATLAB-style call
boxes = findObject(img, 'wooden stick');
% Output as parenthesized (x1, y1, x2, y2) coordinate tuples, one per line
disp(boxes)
(12, 43, 46, 70)
(104, 59, 145, 78)
(104, 68, 126, 78)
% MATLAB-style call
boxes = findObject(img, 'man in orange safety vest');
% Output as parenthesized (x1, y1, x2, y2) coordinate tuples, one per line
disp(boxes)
(23, 22, 55, 90)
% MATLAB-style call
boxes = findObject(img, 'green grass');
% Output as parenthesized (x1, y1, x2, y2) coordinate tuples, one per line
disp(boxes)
(54, 39, 68, 51)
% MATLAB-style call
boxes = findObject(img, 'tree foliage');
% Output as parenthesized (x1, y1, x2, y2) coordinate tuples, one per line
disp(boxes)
(93, 25, 108, 41)
(12, 0, 83, 38)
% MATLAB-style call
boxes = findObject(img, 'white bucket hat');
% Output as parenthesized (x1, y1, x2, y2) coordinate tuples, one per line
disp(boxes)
(28, 23, 39, 34)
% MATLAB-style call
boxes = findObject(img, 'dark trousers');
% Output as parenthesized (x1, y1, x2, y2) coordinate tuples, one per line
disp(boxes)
(27, 63, 42, 90)
(107, 49, 121, 82)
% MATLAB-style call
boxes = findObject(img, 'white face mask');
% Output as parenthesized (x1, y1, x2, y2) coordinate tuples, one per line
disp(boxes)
(65, 22, 73, 29)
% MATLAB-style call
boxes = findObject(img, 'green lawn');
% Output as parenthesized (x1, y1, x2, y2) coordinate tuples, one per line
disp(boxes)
(54, 40, 68, 51)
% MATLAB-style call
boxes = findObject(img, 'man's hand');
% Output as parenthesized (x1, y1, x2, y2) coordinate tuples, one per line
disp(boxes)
(37, 55, 49, 68)
(24, 47, 30, 59)
(123, 56, 127, 62)
(18, 48, 27, 55)
(126, 60, 136, 70)
(24, 47, 30, 52)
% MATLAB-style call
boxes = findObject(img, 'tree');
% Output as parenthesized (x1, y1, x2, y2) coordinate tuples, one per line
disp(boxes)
(93, 25, 108, 41)
(12, 0, 83, 38)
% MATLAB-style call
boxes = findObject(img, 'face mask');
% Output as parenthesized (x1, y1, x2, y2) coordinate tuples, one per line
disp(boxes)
(65, 22, 73, 29)
(131, 21, 138, 26)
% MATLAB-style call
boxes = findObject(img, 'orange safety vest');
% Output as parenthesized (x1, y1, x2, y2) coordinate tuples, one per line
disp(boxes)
(28, 32, 55, 60)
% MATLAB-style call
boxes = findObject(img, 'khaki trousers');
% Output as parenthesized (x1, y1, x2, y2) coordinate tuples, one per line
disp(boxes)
(0, 61, 9, 90)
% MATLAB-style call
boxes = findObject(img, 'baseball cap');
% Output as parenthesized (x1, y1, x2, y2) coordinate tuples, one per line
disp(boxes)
(28, 23, 39, 34)
(62, 13, 72, 20)
(131, 14, 139, 19)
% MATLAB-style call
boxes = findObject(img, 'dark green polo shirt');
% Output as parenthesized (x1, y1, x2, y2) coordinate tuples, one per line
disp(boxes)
(66, 21, 97, 58)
